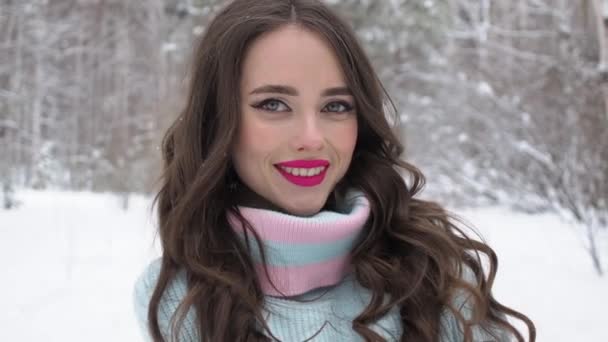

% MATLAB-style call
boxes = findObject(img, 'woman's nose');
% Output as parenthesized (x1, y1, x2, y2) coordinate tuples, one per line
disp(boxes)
(292, 112, 324, 152)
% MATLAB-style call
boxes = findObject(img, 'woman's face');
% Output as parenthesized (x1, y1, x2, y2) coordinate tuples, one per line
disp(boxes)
(232, 24, 358, 217)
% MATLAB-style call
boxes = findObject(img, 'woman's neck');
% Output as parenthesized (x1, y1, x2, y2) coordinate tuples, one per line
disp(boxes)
(232, 183, 338, 215)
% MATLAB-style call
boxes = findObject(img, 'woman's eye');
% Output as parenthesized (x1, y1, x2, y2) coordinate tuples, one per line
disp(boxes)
(252, 99, 354, 114)
(322, 101, 354, 113)
(254, 99, 290, 112)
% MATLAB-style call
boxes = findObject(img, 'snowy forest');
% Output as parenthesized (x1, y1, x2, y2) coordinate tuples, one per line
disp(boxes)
(1, 1, 608, 341)
(1, 1, 607, 268)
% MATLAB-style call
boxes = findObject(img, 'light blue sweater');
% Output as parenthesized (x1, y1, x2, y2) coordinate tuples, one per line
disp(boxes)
(133, 191, 510, 341)
(133, 258, 508, 341)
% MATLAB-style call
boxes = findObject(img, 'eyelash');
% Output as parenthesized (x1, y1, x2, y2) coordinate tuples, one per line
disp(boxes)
(251, 98, 354, 114)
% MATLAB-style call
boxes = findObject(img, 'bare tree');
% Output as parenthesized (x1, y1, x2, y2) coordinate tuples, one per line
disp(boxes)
(412, 0, 608, 274)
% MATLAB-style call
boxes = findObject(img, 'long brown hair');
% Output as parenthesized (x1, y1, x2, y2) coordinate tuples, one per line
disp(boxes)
(148, 0, 536, 341)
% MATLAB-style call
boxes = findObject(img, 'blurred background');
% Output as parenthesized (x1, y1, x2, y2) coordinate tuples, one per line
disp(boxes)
(1, 0, 607, 341)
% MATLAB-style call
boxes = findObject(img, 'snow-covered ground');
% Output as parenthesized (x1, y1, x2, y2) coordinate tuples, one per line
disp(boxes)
(1, 190, 606, 341)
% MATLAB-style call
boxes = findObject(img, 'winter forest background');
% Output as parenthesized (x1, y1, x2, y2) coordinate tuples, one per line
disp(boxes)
(1, 0, 607, 341)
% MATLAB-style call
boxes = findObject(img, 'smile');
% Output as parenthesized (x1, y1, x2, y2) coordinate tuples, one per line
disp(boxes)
(274, 165, 329, 187)
(278, 165, 327, 177)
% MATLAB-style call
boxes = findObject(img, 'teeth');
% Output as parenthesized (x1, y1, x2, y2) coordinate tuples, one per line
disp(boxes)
(280, 166, 326, 177)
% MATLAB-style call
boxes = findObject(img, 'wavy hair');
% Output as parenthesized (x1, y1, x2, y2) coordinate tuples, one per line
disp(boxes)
(147, 0, 536, 341)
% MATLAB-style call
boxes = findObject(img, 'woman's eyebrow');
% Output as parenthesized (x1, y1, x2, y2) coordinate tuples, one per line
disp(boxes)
(321, 86, 352, 97)
(249, 84, 352, 96)
(249, 84, 298, 96)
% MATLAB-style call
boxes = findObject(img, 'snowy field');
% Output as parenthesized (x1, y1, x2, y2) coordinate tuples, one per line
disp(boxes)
(1, 190, 606, 342)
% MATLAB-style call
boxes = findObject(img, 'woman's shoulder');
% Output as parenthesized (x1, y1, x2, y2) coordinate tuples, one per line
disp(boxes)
(132, 258, 195, 341)
(439, 263, 513, 342)
(134, 258, 162, 298)
(133, 257, 189, 300)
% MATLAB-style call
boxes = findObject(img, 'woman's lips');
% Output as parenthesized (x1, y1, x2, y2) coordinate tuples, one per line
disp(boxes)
(275, 165, 329, 187)
(275, 159, 330, 168)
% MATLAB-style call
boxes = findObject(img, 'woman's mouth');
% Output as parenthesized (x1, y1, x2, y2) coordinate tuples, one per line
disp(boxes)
(274, 165, 329, 187)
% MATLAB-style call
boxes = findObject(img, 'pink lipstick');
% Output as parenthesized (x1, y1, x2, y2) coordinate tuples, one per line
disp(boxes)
(274, 159, 330, 187)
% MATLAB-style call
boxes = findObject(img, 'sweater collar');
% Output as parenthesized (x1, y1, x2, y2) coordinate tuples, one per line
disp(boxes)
(226, 189, 371, 297)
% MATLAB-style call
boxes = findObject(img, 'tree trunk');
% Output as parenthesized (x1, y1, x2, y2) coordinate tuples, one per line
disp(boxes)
(587, 223, 605, 275)
(591, 0, 608, 121)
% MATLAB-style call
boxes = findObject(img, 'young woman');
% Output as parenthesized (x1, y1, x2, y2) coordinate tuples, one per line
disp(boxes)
(133, 0, 536, 341)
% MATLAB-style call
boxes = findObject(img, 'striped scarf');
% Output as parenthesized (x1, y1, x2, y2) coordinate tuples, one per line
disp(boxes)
(227, 189, 370, 297)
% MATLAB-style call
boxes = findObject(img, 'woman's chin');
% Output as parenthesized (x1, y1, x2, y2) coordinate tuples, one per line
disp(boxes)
(279, 201, 325, 217)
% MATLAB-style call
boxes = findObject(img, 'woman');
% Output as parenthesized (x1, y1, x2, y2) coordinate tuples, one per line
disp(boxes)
(133, 0, 536, 341)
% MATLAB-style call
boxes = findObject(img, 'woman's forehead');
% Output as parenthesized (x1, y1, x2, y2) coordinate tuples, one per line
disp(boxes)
(240, 25, 347, 93)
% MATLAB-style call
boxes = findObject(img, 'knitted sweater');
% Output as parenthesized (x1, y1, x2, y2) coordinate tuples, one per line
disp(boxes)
(133, 190, 509, 341)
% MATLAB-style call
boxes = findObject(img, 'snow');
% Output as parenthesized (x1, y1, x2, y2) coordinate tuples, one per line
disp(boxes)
(161, 42, 178, 53)
(476, 81, 494, 96)
(0, 190, 160, 342)
(1, 190, 606, 341)
(455, 207, 608, 342)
